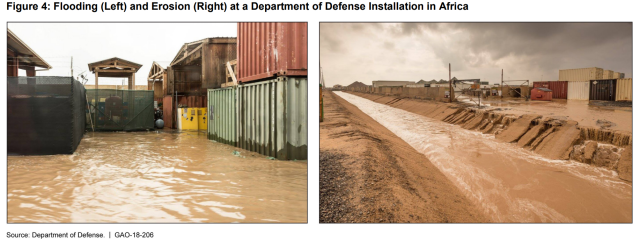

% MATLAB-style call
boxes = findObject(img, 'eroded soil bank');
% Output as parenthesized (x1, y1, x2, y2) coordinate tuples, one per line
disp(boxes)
(336, 91, 631, 222)
(346, 91, 632, 182)
(320, 91, 487, 223)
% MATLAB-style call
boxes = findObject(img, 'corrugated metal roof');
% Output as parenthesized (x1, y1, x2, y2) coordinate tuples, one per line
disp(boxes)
(7, 29, 52, 69)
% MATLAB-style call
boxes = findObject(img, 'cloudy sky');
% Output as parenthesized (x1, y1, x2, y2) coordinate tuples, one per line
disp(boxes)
(9, 23, 236, 85)
(320, 23, 632, 87)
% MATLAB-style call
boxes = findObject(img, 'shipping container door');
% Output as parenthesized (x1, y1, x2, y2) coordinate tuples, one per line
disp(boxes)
(548, 81, 568, 99)
(567, 82, 589, 100)
(589, 79, 616, 101)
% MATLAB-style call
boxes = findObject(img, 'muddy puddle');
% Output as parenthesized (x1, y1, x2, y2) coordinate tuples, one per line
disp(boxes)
(336, 92, 631, 223)
(8, 131, 307, 223)
(482, 98, 632, 132)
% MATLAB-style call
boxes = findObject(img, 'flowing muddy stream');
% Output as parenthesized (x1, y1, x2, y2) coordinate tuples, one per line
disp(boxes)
(336, 92, 631, 223)
(8, 131, 307, 223)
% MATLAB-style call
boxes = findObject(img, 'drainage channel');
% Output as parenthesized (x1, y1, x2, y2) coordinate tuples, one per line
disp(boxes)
(335, 91, 631, 223)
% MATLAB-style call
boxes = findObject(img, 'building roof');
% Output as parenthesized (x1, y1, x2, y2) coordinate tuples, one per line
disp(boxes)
(88, 57, 142, 77)
(348, 81, 368, 88)
(170, 37, 236, 66)
(7, 29, 52, 69)
(148, 61, 167, 80)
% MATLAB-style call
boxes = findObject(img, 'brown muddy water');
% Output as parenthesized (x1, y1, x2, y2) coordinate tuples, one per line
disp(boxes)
(336, 92, 631, 223)
(8, 131, 307, 223)
(482, 98, 632, 132)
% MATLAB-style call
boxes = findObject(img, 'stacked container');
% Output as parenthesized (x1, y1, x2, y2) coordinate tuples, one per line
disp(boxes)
(206, 22, 308, 161)
(559, 67, 603, 82)
(615, 78, 632, 102)
(237, 22, 307, 83)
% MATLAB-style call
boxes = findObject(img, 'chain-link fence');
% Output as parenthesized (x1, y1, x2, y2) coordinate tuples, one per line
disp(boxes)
(85, 89, 154, 131)
(7, 76, 86, 155)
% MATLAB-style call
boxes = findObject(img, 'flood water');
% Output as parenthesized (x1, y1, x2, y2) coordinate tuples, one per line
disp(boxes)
(8, 131, 307, 223)
(482, 98, 632, 132)
(336, 92, 631, 223)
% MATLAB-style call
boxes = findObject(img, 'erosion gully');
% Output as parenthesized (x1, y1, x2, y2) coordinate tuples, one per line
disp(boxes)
(336, 91, 631, 223)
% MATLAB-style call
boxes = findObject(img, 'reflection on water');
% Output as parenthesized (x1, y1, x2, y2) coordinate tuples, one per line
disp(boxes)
(337, 92, 631, 223)
(8, 131, 307, 223)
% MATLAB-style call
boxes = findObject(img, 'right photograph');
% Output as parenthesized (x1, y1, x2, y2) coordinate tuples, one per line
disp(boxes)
(319, 22, 632, 223)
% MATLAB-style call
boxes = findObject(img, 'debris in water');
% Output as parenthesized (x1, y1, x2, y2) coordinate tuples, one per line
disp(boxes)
(596, 119, 616, 129)
(232, 150, 245, 158)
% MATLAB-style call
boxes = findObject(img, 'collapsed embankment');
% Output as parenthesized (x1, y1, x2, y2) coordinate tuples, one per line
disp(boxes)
(346, 91, 632, 182)
(320, 91, 488, 223)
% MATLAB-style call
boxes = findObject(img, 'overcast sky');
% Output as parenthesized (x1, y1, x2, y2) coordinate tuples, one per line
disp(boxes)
(9, 23, 236, 85)
(320, 23, 632, 87)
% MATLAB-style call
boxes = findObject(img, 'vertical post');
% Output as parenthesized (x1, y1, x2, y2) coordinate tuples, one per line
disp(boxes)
(501, 69, 503, 99)
(449, 63, 452, 103)
(25, 66, 36, 77)
(71, 56, 73, 78)
(94, 72, 99, 130)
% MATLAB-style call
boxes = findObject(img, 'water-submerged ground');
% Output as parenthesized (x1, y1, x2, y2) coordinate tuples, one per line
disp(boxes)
(8, 131, 307, 223)
(335, 91, 631, 223)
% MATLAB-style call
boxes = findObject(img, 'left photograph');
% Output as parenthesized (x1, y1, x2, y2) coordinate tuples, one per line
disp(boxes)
(7, 22, 308, 223)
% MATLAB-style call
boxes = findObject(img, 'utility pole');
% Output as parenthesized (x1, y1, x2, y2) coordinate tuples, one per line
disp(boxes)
(449, 63, 452, 103)
(71, 56, 73, 79)
(501, 69, 503, 99)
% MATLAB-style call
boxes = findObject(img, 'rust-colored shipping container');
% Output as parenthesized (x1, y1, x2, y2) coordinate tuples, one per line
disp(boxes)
(533, 81, 549, 89)
(530, 87, 552, 101)
(548, 81, 568, 99)
(589, 79, 617, 101)
(237, 22, 308, 83)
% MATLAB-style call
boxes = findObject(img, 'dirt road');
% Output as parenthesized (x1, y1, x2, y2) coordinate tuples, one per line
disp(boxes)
(320, 91, 487, 223)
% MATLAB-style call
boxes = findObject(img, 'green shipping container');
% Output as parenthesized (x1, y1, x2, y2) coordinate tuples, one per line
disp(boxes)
(207, 77, 307, 160)
(207, 87, 237, 146)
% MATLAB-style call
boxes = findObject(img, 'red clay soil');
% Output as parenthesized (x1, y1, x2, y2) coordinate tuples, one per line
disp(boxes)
(320, 91, 488, 223)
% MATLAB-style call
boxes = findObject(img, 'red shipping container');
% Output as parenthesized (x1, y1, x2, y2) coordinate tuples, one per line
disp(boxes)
(548, 81, 568, 99)
(531, 87, 552, 101)
(237, 22, 307, 83)
(533, 81, 550, 89)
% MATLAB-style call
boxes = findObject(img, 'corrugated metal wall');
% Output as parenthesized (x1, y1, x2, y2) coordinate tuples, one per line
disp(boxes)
(548, 81, 568, 99)
(567, 81, 589, 100)
(533, 81, 549, 88)
(208, 88, 237, 145)
(590, 79, 617, 101)
(615, 78, 632, 102)
(236, 77, 307, 160)
(559, 67, 603, 82)
(237, 22, 308, 83)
